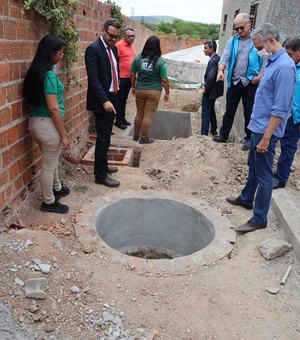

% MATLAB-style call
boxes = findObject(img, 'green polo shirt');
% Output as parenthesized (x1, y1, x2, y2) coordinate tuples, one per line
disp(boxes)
(31, 70, 65, 118)
(131, 55, 167, 90)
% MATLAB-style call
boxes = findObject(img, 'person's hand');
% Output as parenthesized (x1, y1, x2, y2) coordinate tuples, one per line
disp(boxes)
(131, 88, 136, 96)
(103, 101, 116, 114)
(251, 76, 260, 85)
(164, 93, 169, 102)
(61, 135, 70, 150)
(256, 136, 269, 153)
(216, 69, 224, 81)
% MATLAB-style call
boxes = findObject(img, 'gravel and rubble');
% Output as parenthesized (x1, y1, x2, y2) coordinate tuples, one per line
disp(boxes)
(1, 88, 300, 339)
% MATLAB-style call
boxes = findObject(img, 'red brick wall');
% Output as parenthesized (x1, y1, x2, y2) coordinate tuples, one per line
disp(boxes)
(0, 0, 201, 220)
(159, 36, 203, 55)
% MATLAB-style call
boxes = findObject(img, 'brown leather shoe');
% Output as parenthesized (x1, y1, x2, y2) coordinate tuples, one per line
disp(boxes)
(107, 166, 118, 174)
(95, 176, 120, 187)
(226, 196, 253, 210)
(235, 220, 267, 233)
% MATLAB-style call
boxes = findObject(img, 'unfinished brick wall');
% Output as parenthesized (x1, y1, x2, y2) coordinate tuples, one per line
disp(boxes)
(159, 36, 202, 55)
(0, 0, 201, 221)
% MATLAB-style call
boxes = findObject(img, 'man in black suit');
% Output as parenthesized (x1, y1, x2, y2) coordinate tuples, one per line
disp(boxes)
(200, 40, 224, 136)
(85, 18, 121, 187)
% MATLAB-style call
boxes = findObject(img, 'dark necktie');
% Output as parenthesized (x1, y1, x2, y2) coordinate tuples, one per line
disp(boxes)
(107, 47, 118, 93)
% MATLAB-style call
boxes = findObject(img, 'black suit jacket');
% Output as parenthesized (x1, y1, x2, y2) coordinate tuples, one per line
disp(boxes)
(85, 37, 119, 112)
(204, 53, 224, 100)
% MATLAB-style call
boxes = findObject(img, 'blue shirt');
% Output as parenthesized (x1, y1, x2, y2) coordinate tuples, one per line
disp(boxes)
(292, 62, 300, 125)
(248, 48, 296, 138)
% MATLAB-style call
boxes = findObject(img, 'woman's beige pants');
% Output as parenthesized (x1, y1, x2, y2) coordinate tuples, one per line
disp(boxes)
(28, 117, 62, 204)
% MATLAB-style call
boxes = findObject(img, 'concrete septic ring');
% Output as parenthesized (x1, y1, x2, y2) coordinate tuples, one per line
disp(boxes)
(75, 190, 236, 275)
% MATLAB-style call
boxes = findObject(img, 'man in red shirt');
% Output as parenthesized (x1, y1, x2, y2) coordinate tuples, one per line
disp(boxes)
(115, 28, 136, 129)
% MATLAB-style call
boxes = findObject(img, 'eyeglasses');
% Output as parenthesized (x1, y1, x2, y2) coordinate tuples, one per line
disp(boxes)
(105, 30, 120, 40)
(126, 34, 135, 38)
(234, 22, 248, 32)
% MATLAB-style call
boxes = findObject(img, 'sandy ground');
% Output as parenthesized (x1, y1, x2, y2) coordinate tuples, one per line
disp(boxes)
(1, 88, 300, 340)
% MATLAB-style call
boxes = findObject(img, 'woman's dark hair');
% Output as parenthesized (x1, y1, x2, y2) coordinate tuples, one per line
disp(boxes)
(24, 34, 65, 106)
(141, 35, 162, 68)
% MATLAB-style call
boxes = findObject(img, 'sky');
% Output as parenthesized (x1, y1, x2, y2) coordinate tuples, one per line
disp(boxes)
(112, 0, 224, 24)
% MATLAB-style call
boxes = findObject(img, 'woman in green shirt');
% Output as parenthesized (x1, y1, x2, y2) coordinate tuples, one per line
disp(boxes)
(24, 34, 70, 214)
(130, 36, 170, 144)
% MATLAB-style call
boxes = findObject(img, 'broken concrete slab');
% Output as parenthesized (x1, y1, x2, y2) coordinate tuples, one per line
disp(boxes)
(259, 238, 292, 260)
(25, 278, 47, 299)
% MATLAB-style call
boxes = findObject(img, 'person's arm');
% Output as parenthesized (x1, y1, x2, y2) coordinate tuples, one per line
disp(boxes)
(160, 63, 169, 102)
(130, 57, 138, 96)
(256, 63, 296, 153)
(251, 69, 264, 85)
(161, 78, 170, 102)
(45, 94, 70, 150)
(85, 44, 109, 104)
(130, 72, 136, 96)
(216, 39, 231, 81)
(256, 116, 281, 152)
(205, 57, 218, 93)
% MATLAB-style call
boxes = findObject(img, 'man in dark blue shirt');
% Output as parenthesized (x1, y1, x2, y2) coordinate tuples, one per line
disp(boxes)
(226, 23, 296, 233)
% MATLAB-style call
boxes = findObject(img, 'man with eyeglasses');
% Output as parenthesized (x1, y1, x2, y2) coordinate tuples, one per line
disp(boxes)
(200, 40, 224, 136)
(115, 28, 136, 130)
(85, 18, 121, 188)
(214, 13, 264, 151)
(226, 23, 296, 233)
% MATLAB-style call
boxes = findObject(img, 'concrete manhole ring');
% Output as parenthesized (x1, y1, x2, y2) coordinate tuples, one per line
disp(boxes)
(75, 190, 236, 275)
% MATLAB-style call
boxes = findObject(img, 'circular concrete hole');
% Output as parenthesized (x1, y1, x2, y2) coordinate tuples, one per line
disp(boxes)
(95, 198, 215, 259)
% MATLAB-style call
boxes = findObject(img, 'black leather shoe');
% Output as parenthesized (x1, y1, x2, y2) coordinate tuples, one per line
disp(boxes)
(226, 196, 253, 210)
(123, 118, 131, 126)
(235, 220, 267, 233)
(95, 176, 120, 187)
(114, 121, 127, 130)
(210, 130, 218, 136)
(213, 135, 227, 143)
(107, 166, 118, 174)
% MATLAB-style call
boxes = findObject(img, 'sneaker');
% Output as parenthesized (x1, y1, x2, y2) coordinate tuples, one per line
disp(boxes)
(139, 137, 154, 144)
(53, 184, 70, 200)
(133, 135, 139, 142)
(41, 201, 69, 214)
(273, 177, 286, 190)
(241, 139, 251, 151)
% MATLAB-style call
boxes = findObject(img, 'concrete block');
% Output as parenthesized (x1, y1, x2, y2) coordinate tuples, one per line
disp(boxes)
(25, 278, 47, 299)
(259, 238, 292, 260)
(271, 190, 300, 263)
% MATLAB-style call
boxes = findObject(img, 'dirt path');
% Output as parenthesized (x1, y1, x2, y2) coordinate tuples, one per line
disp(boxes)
(1, 89, 300, 339)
